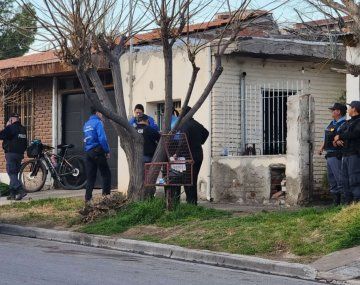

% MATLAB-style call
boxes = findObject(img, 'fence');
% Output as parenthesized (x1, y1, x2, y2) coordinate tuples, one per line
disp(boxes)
(216, 80, 309, 156)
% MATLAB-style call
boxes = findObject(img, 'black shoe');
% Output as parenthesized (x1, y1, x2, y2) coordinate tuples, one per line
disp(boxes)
(15, 192, 27, 201)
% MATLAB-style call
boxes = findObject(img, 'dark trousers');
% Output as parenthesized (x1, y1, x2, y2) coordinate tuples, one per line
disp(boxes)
(85, 150, 111, 201)
(184, 158, 203, 205)
(342, 155, 360, 203)
(5, 152, 23, 192)
(326, 156, 343, 194)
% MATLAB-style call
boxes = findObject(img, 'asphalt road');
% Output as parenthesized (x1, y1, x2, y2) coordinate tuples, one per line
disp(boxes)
(0, 234, 322, 285)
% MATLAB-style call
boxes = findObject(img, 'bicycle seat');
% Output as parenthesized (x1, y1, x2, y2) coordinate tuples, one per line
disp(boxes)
(57, 144, 74, 149)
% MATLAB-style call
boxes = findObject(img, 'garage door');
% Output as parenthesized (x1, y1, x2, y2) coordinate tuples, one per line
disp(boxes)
(62, 91, 118, 188)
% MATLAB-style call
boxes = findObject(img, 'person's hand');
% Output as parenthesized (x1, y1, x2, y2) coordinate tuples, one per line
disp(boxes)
(318, 148, 324, 155)
(336, 140, 344, 147)
(334, 135, 340, 142)
(106, 153, 110, 159)
(6, 119, 11, 127)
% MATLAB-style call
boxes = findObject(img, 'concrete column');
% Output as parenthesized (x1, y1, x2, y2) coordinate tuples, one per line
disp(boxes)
(286, 94, 311, 205)
(346, 47, 360, 102)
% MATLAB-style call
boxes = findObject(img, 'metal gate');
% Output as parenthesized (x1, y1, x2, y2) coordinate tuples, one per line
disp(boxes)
(62, 91, 118, 188)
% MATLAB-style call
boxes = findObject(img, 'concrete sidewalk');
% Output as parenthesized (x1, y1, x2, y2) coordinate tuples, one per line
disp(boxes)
(312, 246, 360, 284)
(0, 189, 104, 206)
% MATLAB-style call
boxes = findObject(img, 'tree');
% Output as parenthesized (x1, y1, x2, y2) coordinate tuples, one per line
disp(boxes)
(24, 0, 283, 201)
(0, 0, 37, 59)
(304, 0, 360, 75)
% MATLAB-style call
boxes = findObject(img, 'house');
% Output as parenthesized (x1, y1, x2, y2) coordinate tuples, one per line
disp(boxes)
(0, 11, 346, 205)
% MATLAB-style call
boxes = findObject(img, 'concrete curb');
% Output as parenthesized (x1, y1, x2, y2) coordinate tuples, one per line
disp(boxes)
(0, 223, 317, 280)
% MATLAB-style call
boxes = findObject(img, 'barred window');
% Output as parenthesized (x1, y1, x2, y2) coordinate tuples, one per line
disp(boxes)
(4, 86, 34, 144)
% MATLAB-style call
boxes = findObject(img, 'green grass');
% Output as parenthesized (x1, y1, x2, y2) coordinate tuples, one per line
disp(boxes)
(0, 183, 9, 196)
(81, 198, 230, 235)
(1, 196, 360, 260)
(81, 200, 360, 259)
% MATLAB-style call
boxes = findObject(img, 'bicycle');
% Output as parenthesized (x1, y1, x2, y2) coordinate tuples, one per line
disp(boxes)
(19, 142, 87, 193)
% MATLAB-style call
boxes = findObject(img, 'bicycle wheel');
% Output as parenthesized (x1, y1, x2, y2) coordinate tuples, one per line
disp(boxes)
(60, 155, 87, 190)
(19, 159, 47, 193)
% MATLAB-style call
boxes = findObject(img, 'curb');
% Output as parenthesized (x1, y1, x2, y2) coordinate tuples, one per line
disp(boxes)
(0, 223, 317, 280)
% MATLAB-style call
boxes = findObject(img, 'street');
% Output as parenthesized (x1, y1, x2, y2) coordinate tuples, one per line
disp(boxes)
(0, 234, 322, 285)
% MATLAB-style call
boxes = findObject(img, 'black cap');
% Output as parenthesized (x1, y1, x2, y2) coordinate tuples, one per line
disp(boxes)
(10, 113, 20, 118)
(328, 103, 347, 113)
(347, 101, 360, 112)
(137, 114, 149, 122)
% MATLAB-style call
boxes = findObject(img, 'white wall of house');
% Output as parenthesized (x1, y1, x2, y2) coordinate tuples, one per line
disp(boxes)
(117, 46, 212, 198)
(211, 56, 346, 200)
(346, 47, 360, 102)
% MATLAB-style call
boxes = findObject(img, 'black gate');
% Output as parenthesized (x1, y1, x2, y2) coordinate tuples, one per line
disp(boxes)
(62, 91, 118, 188)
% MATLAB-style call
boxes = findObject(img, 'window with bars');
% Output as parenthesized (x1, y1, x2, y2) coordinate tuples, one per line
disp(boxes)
(262, 89, 296, 155)
(156, 101, 181, 131)
(4, 87, 34, 144)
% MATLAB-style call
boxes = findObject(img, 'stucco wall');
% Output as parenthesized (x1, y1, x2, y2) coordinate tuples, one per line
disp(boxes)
(211, 56, 346, 199)
(212, 156, 286, 204)
(346, 47, 360, 102)
(118, 46, 212, 198)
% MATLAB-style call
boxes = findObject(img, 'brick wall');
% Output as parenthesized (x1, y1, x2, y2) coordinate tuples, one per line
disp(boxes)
(0, 78, 52, 173)
(212, 56, 346, 198)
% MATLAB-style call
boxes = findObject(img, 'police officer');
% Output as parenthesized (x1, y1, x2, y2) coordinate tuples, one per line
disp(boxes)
(0, 113, 27, 200)
(83, 107, 111, 203)
(180, 106, 209, 205)
(334, 101, 360, 204)
(318, 103, 347, 205)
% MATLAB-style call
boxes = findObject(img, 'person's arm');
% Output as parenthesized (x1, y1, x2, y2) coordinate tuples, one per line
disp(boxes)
(129, 117, 137, 127)
(199, 124, 209, 145)
(338, 121, 360, 140)
(149, 116, 159, 131)
(0, 125, 13, 140)
(96, 122, 110, 153)
(318, 141, 325, 155)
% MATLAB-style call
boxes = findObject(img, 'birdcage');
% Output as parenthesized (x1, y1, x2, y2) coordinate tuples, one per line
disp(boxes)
(144, 133, 193, 186)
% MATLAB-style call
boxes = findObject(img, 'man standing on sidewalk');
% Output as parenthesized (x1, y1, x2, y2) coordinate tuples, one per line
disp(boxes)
(83, 108, 111, 203)
(180, 106, 209, 205)
(318, 103, 347, 205)
(334, 101, 360, 204)
(0, 113, 27, 200)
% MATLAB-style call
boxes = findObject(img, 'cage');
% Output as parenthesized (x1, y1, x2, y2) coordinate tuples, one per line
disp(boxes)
(144, 133, 193, 186)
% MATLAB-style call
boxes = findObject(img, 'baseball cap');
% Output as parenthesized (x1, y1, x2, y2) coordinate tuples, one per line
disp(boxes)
(328, 103, 347, 113)
(347, 101, 360, 112)
(10, 113, 20, 118)
(137, 114, 149, 122)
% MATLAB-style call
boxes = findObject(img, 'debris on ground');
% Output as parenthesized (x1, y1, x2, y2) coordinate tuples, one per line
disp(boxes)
(79, 192, 128, 223)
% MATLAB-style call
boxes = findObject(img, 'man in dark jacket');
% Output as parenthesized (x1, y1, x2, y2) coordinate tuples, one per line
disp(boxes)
(318, 103, 347, 205)
(334, 101, 360, 204)
(0, 113, 27, 200)
(83, 108, 111, 203)
(180, 106, 209, 205)
(135, 114, 160, 163)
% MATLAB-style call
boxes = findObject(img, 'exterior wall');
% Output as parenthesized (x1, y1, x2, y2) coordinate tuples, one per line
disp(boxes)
(346, 47, 360, 102)
(212, 56, 346, 200)
(0, 78, 53, 184)
(118, 46, 212, 198)
(212, 156, 286, 204)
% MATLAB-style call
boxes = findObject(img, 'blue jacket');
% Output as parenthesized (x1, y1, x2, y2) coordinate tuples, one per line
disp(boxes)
(129, 115, 159, 131)
(83, 115, 110, 153)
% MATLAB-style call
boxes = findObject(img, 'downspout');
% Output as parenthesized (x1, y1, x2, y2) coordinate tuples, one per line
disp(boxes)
(52, 77, 58, 151)
(206, 45, 213, 201)
(240, 72, 247, 153)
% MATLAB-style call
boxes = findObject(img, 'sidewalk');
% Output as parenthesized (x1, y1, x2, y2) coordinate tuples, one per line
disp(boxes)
(312, 246, 360, 284)
(0, 189, 102, 206)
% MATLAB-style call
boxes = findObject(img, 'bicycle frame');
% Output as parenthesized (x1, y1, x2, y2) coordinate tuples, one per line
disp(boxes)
(38, 147, 76, 184)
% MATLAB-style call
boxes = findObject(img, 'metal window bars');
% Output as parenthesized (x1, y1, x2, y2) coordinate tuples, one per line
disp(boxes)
(144, 133, 194, 186)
